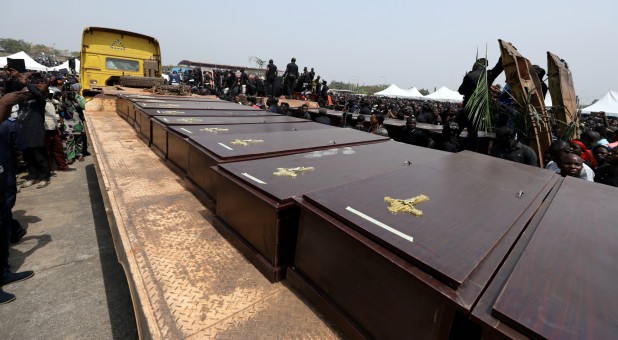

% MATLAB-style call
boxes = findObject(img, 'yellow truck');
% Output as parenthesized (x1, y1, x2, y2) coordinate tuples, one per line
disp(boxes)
(80, 27, 163, 97)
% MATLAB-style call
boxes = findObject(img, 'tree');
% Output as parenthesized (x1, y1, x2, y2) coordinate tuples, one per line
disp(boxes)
(0, 38, 31, 54)
(418, 88, 430, 96)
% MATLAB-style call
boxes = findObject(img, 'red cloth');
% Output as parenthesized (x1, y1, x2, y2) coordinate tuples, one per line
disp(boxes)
(570, 139, 598, 168)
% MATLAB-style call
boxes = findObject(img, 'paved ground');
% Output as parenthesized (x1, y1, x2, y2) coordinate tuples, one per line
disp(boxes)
(0, 155, 138, 339)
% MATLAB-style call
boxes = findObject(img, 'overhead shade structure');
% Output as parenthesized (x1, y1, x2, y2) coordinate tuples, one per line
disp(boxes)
(405, 87, 424, 99)
(0, 51, 48, 71)
(544, 92, 553, 107)
(581, 90, 618, 117)
(374, 84, 411, 98)
(48, 59, 81, 74)
(424, 86, 464, 103)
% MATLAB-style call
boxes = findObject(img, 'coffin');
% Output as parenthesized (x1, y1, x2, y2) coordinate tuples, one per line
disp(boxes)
(186, 129, 390, 207)
(164, 122, 333, 174)
(289, 151, 559, 339)
(150, 115, 308, 163)
(214, 141, 450, 281)
(471, 177, 618, 339)
(137, 108, 278, 145)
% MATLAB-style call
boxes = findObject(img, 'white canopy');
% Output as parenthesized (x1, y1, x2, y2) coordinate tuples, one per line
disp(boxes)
(544, 92, 552, 107)
(405, 87, 424, 99)
(0, 51, 48, 71)
(581, 90, 618, 117)
(424, 86, 464, 103)
(374, 84, 411, 98)
(48, 59, 80, 74)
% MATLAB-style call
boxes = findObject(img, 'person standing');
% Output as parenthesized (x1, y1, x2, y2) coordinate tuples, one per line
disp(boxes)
(59, 89, 85, 164)
(19, 77, 51, 189)
(283, 58, 298, 97)
(0, 80, 35, 304)
(264, 60, 277, 97)
(44, 92, 69, 172)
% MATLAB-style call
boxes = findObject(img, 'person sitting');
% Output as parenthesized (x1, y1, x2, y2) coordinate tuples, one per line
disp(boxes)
(266, 97, 278, 113)
(355, 114, 367, 131)
(490, 127, 537, 166)
(300, 104, 311, 120)
(399, 117, 434, 148)
(594, 147, 618, 187)
(368, 113, 389, 137)
(277, 102, 291, 116)
(314, 108, 331, 126)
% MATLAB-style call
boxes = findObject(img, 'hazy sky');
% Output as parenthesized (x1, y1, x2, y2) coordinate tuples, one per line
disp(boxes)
(1, 0, 615, 104)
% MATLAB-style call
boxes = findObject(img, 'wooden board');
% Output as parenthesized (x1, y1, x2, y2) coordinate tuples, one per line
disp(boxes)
(472, 177, 618, 339)
(214, 141, 450, 281)
(290, 151, 559, 338)
(547, 52, 580, 138)
(186, 129, 390, 205)
(163, 122, 334, 174)
(138, 108, 279, 144)
(133, 100, 259, 111)
(499, 39, 552, 166)
(151, 116, 308, 162)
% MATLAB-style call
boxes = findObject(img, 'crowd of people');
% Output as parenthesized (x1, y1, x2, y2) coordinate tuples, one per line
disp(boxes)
(163, 58, 331, 106)
(218, 57, 618, 190)
(0, 68, 89, 304)
(1, 54, 617, 304)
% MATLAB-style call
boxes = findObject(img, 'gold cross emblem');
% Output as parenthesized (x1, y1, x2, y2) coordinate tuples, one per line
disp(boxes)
(200, 127, 230, 133)
(384, 195, 429, 217)
(230, 139, 264, 146)
(273, 166, 315, 177)
(177, 118, 203, 123)
(157, 110, 186, 115)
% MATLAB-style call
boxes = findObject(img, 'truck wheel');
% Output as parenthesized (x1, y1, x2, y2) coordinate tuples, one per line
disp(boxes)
(119, 76, 164, 88)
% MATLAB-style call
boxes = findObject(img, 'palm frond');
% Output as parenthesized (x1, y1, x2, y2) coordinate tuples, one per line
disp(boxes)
(465, 65, 493, 132)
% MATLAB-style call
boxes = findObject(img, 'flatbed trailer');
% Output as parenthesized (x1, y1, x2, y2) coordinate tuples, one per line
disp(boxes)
(85, 93, 341, 339)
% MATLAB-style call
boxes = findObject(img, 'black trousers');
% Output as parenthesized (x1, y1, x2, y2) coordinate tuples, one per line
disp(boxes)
(265, 77, 276, 96)
(23, 147, 49, 181)
(0, 169, 9, 272)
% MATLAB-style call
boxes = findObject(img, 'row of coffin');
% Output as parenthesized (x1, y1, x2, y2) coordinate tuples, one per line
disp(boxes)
(114, 93, 618, 339)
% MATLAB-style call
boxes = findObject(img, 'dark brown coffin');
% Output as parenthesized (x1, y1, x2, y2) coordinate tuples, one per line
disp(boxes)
(289, 151, 559, 339)
(186, 129, 390, 207)
(133, 100, 259, 111)
(214, 141, 450, 281)
(151, 115, 308, 162)
(163, 122, 333, 174)
(119, 94, 218, 123)
(471, 177, 618, 339)
(137, 108, 278, 145)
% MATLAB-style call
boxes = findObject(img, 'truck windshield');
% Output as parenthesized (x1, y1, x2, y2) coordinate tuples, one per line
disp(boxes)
(105, 57, 139, 72)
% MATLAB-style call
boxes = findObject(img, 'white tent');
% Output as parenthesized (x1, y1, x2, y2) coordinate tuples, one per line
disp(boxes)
(581, 90, 618, 117)
(544, 92, 552, 107)
(424, 86, 464, 103)
(48, 59, 80, 73)
(405, 87, 424, 99)
(0, 51, 48, 71)
(374, 84, 412, 98)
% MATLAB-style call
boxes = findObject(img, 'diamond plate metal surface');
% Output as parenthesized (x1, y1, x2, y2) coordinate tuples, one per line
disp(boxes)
(86, 110, 342, 339)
